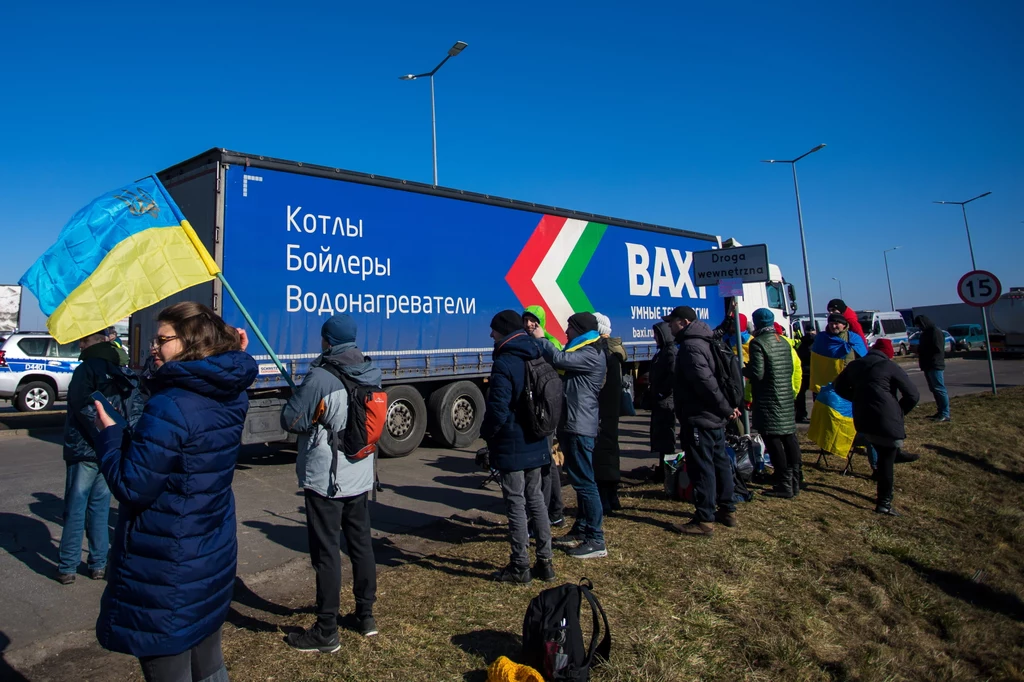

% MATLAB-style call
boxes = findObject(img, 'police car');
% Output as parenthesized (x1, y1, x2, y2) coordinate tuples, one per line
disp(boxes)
(0, 332, 82, 412)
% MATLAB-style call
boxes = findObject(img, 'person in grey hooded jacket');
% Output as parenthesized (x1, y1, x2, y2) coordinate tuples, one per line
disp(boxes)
(281, 314, 382, 652)
(532, 312, 608, 560)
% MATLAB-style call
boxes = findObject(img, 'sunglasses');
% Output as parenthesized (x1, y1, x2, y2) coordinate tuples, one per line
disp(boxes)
(150, 335, 179, 349)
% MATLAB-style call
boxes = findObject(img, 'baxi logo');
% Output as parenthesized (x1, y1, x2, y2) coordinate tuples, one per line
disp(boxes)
(505, 215, 607, 344)
(113, 188, 160, 218)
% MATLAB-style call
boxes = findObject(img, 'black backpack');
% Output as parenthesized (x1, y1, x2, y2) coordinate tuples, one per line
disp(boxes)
(709, 339, 744, 410)
(519, 357, 563, 440)
(521, 578, 611, 681)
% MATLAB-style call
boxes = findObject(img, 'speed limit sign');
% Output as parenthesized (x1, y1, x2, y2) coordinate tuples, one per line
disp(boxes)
(958, 270, 1002, 307)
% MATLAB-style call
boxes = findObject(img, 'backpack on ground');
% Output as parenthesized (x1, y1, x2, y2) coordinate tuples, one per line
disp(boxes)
(709, 339, 744, 410)
(318, 363, 388, 498)
(522, 578, 611, 682)
(520, 357, 564, 440)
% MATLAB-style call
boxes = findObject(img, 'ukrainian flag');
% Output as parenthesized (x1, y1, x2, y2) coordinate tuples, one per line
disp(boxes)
(19, 176, 219, 344)
(807, 331, 867, 457)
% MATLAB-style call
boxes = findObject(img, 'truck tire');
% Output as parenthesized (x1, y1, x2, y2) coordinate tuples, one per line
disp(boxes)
(428, 381, 485, 449)
(379, 385, 427, 458)
(16, 381, 55, 412)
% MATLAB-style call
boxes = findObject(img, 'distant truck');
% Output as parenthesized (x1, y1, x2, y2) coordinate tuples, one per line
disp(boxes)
(132, 149, 795, 457)
(988, 289, 1024, 354)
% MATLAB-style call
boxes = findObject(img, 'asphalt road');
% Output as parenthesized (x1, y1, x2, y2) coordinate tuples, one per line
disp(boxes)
(0, 355, 1019, 670)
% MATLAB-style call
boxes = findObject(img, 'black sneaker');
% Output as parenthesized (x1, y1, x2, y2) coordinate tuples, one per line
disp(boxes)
(339, 612, 379, 637)
(57, 572, 75, 585)
(285, 625, 341, 653)
(532, 559, 556, 582)
(932, 416, 951, 423)
(565, 540, 608, 559)
(549, 516, 565, 527)
(494, 564, 532, 584)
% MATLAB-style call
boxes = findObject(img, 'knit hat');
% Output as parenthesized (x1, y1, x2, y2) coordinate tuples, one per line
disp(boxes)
(827, 313, 849, 328)
(486, 656, 544, 682)
(567, 312, 599, 337)
(827, 298, 848, 313)
(663, 305, 697, 323)
(594, 312, 612, 336)
(321, 314, 357, 346)
(490, 310, 523, 337)
(752, 308, 774, 330)
(773, 322, 787, 336)
(872, 338, 895, 359)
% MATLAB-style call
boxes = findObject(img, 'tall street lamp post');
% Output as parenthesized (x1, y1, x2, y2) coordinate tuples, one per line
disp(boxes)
(883, 247, 900, 311)
(831, 277, 843, 300)
(400, 41, 468, 186)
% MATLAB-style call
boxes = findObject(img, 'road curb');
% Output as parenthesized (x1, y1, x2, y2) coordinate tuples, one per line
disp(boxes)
(0, 427, 63, 439)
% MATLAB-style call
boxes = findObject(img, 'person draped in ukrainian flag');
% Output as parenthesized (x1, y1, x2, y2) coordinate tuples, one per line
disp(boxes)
(808, 313, 868, 460)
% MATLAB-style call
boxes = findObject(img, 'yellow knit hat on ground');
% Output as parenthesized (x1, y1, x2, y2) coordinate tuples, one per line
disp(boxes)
(486, 655, 545, 682)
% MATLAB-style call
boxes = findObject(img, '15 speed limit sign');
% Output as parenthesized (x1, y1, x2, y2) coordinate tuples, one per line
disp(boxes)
(958, 270, 1002, 307)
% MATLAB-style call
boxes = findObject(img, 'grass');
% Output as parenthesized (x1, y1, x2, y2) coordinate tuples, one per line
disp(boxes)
(26, 388, 1024, 681)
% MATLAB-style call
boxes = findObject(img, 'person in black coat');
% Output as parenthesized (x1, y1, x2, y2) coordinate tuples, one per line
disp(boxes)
(794, 330, 815, 422)
(834, 343, 920, 516)
(593, 313, 626, 514)
(913, 315, 950, 422)
(649, 322, 677, 466)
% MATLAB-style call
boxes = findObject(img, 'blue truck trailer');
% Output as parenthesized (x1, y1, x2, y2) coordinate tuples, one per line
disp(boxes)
(132, 149, 728, 456)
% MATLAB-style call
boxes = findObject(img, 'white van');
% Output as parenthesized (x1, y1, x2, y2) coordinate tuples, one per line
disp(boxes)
(858, 310, 910, 355)
(792, 314, 828, 337)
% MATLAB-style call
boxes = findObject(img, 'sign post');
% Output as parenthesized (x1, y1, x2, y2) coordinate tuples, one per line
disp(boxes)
(693, 245, 772, 435)
(957, 270, 1001, 395)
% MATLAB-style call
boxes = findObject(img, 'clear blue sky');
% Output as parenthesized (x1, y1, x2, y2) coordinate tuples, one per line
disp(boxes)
(2, 0, 1021, 329)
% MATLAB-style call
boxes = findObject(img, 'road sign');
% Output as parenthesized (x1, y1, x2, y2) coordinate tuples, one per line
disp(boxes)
(692, 244, 770, 287)
(957, 270, 1002, 307)
(718, 278, 744, 297)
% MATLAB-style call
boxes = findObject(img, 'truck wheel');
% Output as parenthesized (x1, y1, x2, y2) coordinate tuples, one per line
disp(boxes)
(16, 381, 55, 412)
(428, 381, 485, 449)
(379, 385, 427, 458)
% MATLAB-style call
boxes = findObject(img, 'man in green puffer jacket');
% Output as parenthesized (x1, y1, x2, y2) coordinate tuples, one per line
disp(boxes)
(744, 308, 801, 499)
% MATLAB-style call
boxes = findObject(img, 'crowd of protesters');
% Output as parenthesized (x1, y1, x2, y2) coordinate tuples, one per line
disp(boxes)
(49, 294, 942, 677)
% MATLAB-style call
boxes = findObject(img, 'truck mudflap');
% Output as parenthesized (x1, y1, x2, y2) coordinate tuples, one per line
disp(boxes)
(242, 398, 296, 446)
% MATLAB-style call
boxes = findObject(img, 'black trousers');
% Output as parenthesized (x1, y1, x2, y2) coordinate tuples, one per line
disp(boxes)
(875, 445, 898, 505)
(764, 433, 802, 482)
(795, 374, 810, 421)
(680, 425, 733, 522)
(542, 460, 565, 521)
(305, 489, 377, 633)
(139, 628, 226, 682)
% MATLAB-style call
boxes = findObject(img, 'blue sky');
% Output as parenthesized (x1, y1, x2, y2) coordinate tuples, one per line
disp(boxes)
(2, 0, 1021, 329)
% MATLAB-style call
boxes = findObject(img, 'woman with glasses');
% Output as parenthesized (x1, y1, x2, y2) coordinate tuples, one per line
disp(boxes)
(91, 302, 257, 682)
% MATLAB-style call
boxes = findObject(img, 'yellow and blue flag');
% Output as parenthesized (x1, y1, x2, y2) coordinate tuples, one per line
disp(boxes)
(19, 176, 220, 344)
(807, 331, 867, 457)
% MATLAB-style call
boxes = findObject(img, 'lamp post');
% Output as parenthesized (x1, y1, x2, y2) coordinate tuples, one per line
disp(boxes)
(934, 192, 996, 394)
(762, 143, 827, 327)
(831, 277, 843, 300)
(883, 247, 900, 311)
(400, 41, 468, 186)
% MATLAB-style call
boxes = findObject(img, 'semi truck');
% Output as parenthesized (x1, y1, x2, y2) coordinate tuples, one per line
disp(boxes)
(132, 149, 796, 457)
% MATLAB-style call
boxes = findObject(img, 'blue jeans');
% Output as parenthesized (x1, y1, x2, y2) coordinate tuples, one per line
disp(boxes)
(924, 370, 950, 418)
(560, 433, 604, 544)
(58, 461, 111, 575)
(865, 444, 878, 470)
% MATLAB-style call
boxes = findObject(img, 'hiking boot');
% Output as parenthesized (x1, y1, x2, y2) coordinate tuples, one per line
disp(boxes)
(532, 559, 556, 582)
(565, 540, 608, 559)
(875, 504, 902, 517)
(494, 564, 532, 584)
(285, 625, 341, 653)
(672, 519, 714, 536)
(790, 469, 802, 496)
(90, 569, 106, 581)
(714, 510, 738, 527)
(339, 612, 379, 637)
(57, 572, 75, 586)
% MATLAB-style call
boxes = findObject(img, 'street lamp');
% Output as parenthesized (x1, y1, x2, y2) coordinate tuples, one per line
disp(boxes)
(762, 143, 827, 327)
(934, 192, 996, 394)
(883, 247, 900, 311)
(399, 41, 469, 186)
(831, 277, 843, 300)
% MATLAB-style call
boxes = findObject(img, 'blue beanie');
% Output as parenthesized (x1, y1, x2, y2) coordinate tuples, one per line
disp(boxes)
(321, 314, 357, 346)
(752, 308, 775, 330)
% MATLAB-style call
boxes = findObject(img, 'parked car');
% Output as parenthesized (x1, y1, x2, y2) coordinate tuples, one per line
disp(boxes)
(0, 332, 81, 411)
(947, 323, 986, 351)
(858, 310, 911, 356)
(908, 330, 956, 356)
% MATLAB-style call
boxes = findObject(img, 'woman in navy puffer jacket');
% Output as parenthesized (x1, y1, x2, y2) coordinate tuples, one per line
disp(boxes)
(93, 302, 257, 682)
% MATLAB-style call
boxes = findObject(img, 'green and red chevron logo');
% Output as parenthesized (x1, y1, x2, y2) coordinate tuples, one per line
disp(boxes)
(505, 215, 608, 344)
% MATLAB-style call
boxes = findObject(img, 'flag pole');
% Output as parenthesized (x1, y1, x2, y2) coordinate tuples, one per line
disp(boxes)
(216, 273, 296, 390)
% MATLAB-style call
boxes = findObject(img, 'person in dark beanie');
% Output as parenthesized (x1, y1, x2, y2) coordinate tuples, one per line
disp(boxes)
(666, 306, 740, 536)
(828, 298, 867, 347)
(834, 336, 920, 516)
(282, 314, 382, 650)
(744, 309, 801, 498)
(649, 321, 678, 472)
(913, 315, 949, 422)
(593, 313, 626, 515)
(481, 310, 555, 583)
(531, 311, 608, 559)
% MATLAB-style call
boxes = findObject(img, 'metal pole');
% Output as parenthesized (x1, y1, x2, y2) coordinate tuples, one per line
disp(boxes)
(430, 76, 438, 186)
(734, 299, 750, 434)
(791, 164, 816, 325)
(216, 272, 296, 390)
(960, 206, 997, 394)
(884, 250, 895, 311)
